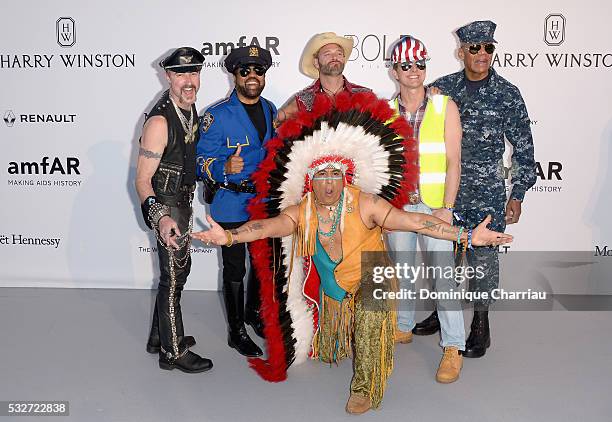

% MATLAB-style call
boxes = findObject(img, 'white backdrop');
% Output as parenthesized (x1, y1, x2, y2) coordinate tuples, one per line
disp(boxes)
(1, 0, 610, 290)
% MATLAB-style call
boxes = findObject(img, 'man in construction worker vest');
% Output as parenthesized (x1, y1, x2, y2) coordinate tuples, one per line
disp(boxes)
(386, 35, 465, 383)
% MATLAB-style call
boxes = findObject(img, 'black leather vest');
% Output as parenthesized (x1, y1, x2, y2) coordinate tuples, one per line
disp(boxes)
(145, 90, 198, 207)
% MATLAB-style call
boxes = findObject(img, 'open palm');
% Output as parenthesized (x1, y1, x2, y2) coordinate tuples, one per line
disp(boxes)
(472, 215, 513, 247)
(191, 215, 228, 245)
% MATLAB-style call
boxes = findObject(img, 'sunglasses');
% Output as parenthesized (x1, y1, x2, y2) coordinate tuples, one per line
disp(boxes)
(238, 65, 266, 77)
(465, 43, 496, 55)
(399, 60, 427, 71)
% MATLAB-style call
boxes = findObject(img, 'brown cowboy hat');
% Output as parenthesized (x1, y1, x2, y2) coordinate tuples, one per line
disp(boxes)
(300, 32, 353, 79)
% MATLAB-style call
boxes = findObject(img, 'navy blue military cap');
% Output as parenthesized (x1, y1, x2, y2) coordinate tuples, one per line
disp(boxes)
(456, 20, 498, 44)
(159, 47, 204, 73)
(224, 45, 272, 73)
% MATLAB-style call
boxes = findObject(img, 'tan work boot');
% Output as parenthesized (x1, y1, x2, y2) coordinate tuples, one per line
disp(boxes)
(395, 330, 413, 344)
(436, 346, 463, 383)
(345, 393, 372, 414)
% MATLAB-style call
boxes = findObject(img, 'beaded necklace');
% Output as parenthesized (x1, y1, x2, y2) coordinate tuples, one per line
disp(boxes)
(317, 190, 344, 238)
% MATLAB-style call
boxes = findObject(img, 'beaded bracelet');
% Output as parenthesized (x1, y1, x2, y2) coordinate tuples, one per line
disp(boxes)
(456, 226, 464, 244)
(467, 229, 474, 249)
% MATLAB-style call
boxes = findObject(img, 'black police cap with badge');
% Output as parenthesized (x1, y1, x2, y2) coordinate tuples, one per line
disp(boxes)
(160, 47, 205, 73)
(224, 45, 272, 74)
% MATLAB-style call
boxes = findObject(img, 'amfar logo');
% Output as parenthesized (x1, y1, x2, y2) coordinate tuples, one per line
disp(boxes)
(503, 161, 563, 181)
(57, 17, 76, 47)
(4, 110, 16, 127)
(544, 14, 565, 46)
(7, 156, 80, 175)
(201, 36, 279, 59)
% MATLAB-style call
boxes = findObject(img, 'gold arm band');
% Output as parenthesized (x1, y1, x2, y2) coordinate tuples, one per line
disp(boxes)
(224, 230, 234, 247)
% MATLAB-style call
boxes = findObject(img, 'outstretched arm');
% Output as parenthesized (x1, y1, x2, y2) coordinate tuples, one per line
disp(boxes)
(360, 193, 512, 247)
(273, 96, 299, 127)
(192, 206, 298, 246)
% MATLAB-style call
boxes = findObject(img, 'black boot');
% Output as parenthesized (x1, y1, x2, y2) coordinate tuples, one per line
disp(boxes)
(159, 350, 213, 373)
(412, 310, 440, 335)
(147, 298, 196, 353)
(147, 334, 196, 354)
(244, 309, 265, 339)
(155, 287, 213, 370)
(224, 281, 262, 357)
(463, 310, 491, 358)
(228, 326, 263, 357)
(245, 267, 265, 338)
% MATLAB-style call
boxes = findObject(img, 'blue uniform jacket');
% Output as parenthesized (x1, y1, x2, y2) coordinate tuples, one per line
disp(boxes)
(196, 90, 277, 222)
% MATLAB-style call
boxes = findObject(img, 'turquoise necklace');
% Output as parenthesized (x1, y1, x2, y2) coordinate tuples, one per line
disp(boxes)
(317, 190, 344, 238)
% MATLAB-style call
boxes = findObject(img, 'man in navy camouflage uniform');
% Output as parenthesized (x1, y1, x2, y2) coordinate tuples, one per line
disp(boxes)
(428, 20, 536, 358)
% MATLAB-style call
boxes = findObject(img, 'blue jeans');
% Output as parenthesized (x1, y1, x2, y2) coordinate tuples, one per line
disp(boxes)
(386, 202, 465, 350)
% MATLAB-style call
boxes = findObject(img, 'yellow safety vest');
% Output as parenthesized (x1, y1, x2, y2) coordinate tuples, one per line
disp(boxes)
(389, 95, 448, 209)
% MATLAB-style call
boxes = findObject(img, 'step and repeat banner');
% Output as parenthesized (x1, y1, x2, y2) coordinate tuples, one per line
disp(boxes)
(1, 0, 611, 290)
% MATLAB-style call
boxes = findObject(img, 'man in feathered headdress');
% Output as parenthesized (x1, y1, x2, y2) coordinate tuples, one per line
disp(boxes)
(192, 92, 511, 414)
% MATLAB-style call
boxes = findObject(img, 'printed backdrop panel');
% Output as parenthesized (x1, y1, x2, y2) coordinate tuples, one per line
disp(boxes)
(1, 0, 610, 290)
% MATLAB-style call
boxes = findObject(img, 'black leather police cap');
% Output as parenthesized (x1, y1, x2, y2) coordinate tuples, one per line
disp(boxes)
(224, 45, 272, 73)
(159, 47, 204, 73)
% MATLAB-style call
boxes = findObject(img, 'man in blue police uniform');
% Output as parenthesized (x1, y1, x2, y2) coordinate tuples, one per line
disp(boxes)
(429, 21, 536, 358)
(197, 45, 277, 357)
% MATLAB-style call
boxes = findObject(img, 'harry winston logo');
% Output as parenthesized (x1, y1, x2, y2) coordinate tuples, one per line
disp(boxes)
(4, 110, 16, 127)
(56, 17, 76, 47)
(544, 14, 566, 46)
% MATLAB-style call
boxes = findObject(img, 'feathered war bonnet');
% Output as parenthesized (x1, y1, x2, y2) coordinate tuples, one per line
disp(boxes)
(246, 90, 418, 382)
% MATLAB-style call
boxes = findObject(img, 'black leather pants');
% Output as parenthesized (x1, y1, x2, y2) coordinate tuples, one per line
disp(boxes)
(152, 205, 192, 360)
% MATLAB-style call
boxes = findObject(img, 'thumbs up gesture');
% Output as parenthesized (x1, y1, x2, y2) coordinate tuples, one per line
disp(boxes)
(225, 144, 244, 174)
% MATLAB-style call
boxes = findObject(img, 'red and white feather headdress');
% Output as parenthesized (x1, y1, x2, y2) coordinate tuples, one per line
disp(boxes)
(246, 90, 417, 382)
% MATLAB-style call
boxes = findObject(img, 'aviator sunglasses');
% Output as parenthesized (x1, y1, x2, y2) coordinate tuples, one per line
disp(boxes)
(400, 60, 427, 71)
(238, 65, 266, 77)
(466, 43, 496, 55)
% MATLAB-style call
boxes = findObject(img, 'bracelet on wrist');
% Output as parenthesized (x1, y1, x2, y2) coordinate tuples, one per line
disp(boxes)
(149, 202, 171, 229)
(467, 229, 474, 249)
(224, 229, 234, 247)
(456, 226, 464, 244)
(141, 196, 170, 230)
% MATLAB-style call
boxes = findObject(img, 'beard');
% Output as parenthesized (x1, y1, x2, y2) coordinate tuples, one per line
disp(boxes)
(236, 78, 265, 99)
(319, 61, 345, 76)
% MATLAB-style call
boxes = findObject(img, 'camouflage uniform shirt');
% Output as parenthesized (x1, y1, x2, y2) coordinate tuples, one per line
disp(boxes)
(433, 68, 536, 231)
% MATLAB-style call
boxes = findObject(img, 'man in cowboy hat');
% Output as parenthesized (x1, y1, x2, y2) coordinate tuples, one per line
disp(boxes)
(430, 20, 536, 358)
(275, 32, 370, 123)
(192, 94, 512, 413)
(136, 46, 212, 373)
(196, 45, 277, 357)
(385, 35, 465, 383)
